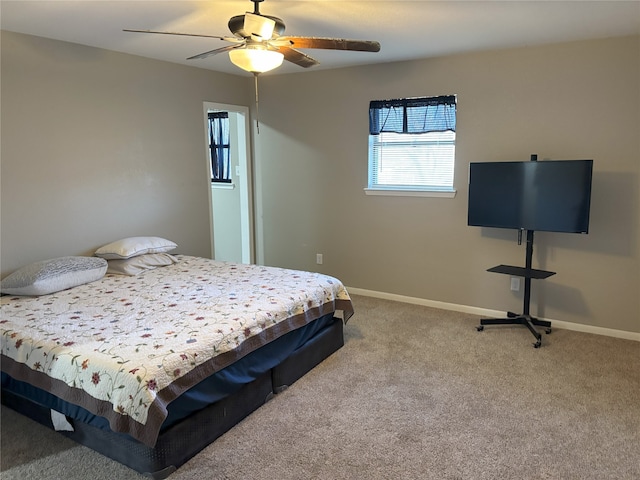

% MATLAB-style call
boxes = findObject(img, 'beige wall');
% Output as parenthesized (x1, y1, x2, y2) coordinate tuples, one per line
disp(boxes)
(2, 31, 638, 335)
(253, 35, 639, 334)
(1, 31, 252, 273)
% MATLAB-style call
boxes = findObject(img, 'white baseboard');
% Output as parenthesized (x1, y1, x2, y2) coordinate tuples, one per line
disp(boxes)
(346, 287, 640, 342)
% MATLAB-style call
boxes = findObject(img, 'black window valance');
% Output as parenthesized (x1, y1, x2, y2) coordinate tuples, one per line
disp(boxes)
(369, 95, 457, 135)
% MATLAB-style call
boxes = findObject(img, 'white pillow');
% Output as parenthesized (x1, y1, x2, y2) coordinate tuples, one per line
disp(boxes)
(107, 253, 178, 276)
(1, 256, 108, 296)
(94, 236, 177, 260)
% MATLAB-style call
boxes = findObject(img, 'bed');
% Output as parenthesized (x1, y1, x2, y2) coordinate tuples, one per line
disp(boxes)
(1, 249, 353, 479)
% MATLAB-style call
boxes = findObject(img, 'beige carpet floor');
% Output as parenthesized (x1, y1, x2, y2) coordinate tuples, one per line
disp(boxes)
(2, 294, 639, 479)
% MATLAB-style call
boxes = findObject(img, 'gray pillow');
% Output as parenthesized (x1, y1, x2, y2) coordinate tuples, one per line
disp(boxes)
(107, 253, 178, 276)
(1, 256, 108, 296)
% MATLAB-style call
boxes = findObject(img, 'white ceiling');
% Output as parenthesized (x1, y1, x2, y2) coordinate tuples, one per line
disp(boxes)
(2, 0, 639, 76)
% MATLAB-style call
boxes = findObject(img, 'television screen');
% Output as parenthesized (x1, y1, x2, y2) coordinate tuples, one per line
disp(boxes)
(467, 159, 593, 234)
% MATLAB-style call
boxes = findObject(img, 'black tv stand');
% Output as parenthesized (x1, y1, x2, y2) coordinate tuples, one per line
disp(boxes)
(476, 229, 555, 348)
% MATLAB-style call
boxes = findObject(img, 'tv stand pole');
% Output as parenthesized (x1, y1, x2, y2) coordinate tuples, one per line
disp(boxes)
(476, 229, 555, 348)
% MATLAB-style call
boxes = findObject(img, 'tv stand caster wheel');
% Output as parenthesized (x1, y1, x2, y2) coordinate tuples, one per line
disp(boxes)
(533, 340, 541, 348)
(476, 325, 484, 331)
(545, 328, 552, 334)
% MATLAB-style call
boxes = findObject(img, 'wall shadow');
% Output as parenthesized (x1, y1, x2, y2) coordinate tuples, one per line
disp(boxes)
(477, 170, 637, 258)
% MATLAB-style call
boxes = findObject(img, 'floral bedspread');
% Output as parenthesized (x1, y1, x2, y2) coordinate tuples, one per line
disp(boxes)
(0, 256, 353, 446)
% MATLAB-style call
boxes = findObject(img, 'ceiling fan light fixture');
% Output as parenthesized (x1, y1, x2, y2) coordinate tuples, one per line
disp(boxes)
(229, 46, 284, 73)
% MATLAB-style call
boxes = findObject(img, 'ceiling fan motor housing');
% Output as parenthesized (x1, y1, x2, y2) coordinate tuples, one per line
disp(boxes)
(228, 14, 285, 38)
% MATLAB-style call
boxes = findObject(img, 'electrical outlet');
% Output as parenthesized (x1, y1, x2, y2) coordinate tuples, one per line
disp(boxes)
(510, 277, 521, 291)
(316, 253, 323, 265)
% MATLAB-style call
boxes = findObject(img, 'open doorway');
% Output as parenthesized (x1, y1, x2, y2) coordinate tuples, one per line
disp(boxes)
(203, 102, 253, 264)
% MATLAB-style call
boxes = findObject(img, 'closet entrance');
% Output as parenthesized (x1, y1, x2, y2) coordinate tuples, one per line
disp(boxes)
(203, 102, 253, 264)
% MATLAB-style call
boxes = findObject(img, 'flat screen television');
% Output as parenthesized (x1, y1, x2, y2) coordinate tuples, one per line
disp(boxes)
(467, 159, 593, 234)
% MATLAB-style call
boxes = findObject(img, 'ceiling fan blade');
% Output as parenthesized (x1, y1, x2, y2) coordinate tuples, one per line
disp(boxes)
(279, 37, 381, 52)
(278, 46, 320, 68)
(187, 44, 242, 61)
(123, 29, 227, 40)
(268, 37, 294, 47)
(243, 12, 275, 40)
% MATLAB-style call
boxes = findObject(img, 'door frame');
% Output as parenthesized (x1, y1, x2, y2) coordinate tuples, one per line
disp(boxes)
(203, 101, 254, 264)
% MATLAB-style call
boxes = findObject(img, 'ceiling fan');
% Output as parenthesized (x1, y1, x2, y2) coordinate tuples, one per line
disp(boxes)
(124, 0, 381, 74)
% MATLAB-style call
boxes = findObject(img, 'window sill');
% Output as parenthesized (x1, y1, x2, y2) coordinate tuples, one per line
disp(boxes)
(364, 188, 456, 198)
(212, 183, 235, 190)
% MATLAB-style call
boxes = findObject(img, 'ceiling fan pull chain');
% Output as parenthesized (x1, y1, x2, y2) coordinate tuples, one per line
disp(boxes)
(254, 73, 260, 134)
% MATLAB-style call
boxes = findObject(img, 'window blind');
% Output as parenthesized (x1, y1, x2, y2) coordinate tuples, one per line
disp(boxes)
(369, 131, 455, 189)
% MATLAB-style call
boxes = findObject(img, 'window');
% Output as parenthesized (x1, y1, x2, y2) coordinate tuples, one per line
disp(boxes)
(208, 112, 231, 183)
(367, 95, 457, 197)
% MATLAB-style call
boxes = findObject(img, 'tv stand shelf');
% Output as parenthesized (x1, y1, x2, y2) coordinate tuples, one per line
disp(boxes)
(487, 264, 555, 280)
